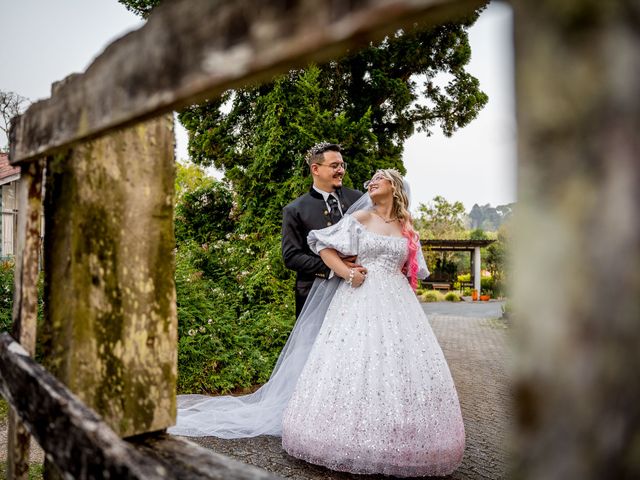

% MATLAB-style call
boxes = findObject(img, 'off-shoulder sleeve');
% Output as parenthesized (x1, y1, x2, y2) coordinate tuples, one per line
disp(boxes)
(417, 244, 430, 279)
(307, 214, 360, 256)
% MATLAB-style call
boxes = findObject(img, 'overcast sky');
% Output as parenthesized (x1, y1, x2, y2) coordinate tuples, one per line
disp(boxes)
(1, 0, 516, 211)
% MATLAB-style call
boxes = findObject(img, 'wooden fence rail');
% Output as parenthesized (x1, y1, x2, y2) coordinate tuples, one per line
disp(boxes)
(0, 332, 278, 479)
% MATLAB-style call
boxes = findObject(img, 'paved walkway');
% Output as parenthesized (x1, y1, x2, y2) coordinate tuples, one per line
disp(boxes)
(189, 302, 512, 479)
(422, 299, 505, 319)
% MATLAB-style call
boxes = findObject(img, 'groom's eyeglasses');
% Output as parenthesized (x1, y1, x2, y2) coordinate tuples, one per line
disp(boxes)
(317, 162, 347, 171)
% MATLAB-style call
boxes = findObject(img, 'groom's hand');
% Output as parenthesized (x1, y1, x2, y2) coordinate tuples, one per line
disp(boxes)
(343, 255, 361, 269)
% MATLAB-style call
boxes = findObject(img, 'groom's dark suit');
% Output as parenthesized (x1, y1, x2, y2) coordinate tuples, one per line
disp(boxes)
(282, 186, 362, 317)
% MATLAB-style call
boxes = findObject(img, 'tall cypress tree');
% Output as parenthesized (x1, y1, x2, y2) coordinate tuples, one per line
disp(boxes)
(119, 0, 487, 223)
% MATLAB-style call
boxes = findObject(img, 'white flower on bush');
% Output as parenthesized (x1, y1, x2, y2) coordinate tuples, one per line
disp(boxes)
(207, 318, 213, 324)
(198, 326, 206, 333)
(188, 329, 196, 337)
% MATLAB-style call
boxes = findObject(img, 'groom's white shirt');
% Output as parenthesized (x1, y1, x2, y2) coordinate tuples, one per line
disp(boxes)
(313, 186, 344, 216)
(312, 185, 343, 279)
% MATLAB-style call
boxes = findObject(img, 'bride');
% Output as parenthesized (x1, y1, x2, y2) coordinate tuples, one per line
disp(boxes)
(170, 169, 465, 477)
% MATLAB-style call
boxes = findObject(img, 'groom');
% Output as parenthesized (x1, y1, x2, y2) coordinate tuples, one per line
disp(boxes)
(282, 143, 363, 317)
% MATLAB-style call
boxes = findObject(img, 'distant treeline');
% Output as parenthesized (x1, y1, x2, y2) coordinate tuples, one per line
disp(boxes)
(466, 203, 514, 231)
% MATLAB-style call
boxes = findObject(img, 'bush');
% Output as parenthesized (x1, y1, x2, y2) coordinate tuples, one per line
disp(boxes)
(481, 276, 495, 297)
(457, 273, 471, 283)
(175, 234, 295, 394)
(444, 292, 461, 302)
(175, 181, 235, 245)
(421, 290, 445, 302)
(0, 260, 15, 333)
(456, 273, 496, 297)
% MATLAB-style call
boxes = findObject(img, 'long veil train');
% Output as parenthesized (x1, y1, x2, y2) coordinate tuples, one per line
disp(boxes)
(168, 193, 376, 438)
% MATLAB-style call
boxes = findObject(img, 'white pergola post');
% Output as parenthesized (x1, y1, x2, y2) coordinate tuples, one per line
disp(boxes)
(473, 246, 481, 297)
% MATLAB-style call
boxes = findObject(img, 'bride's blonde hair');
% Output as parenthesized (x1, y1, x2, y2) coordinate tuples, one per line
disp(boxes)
(372, 169, 420, 290)
(374, 169, 411, 222)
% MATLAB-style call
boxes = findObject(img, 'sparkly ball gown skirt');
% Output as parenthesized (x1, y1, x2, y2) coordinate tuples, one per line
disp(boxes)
(282, 216, 465, 477)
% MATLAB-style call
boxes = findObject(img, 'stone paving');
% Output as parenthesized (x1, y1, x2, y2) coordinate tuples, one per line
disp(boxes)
(188, 302, 512, 479)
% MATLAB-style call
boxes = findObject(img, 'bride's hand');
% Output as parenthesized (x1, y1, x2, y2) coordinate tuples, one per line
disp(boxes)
(350, 267, 367, 288)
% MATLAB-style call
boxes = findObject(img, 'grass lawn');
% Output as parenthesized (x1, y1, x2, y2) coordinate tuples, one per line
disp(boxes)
(0, 462, 44, 479)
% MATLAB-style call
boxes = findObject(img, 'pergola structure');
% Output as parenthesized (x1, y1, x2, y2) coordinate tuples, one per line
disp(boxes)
(421, 239, 495, 294)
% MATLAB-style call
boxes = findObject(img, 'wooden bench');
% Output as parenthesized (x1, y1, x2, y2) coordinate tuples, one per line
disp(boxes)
(428, 282, 451, 292)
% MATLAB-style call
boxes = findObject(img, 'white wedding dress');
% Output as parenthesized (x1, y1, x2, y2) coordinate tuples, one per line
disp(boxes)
(281, 215, 465, 477)
(169, 208, 464, 477)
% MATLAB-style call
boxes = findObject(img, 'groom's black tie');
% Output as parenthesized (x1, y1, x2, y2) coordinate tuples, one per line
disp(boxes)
(327, 194, 342, 225)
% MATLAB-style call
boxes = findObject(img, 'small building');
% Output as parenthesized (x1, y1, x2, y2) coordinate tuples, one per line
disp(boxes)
(0, 152, 20, 259)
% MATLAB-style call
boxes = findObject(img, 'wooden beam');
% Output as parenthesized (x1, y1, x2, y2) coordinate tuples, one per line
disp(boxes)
(9, 0, 485, 165)
(7, 160, 44, 480)
(130, 434, 278, 480)
(0, 333, 280, 479)
(0, 332, 170, 479)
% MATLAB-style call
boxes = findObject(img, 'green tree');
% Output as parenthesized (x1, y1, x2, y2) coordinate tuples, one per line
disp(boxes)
(179, 21, 488, 210)
(180, 67, 377, 234)
(119, 0, 487, 204)
(415, 195, 466, 282)
(175, 161, 216, 202)
(469, 228, 488, 240)
(485, 223, 509, 297)
(415, 195, 466, 239)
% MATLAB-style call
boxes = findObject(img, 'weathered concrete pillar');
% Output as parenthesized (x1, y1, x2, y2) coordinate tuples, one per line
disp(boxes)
(512, 1, 640, 478)
(41, 115, 177, 438)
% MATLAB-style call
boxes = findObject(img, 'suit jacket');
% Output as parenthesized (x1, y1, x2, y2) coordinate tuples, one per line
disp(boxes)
(282, 186, 363, 285)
